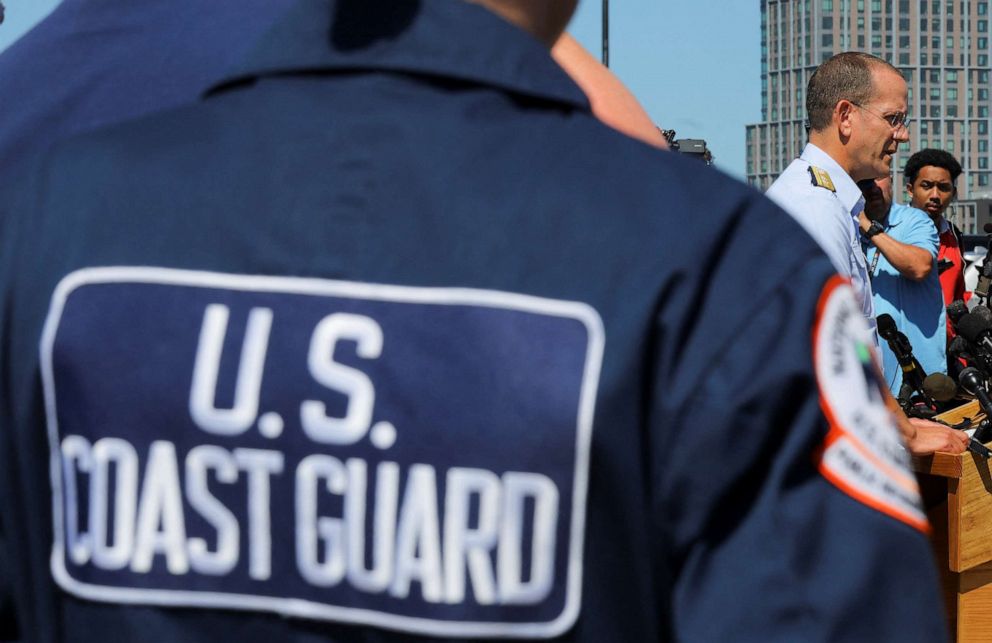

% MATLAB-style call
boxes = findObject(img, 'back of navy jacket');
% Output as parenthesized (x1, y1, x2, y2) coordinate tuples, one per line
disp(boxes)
(0, 1, 947, 641)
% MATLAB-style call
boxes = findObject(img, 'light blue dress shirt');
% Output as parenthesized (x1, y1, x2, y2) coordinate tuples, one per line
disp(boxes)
(766, 143, 876, 339)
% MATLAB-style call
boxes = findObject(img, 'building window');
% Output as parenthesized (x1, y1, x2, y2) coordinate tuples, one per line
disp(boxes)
(981, 54, 989, 66)
(981, 88, 990, 100)
(948, 70, 958, 82)
(948, 105, 958, 116)
(980, 140, 988, 152)
(822, 16, 833, 28)
(823, 0, 834, 9)
(980, 106, 990, 117)
(980, 20, 989, 32)
(948, 140, 956, 152)
(980, 122, 989, 135)
(931, 87, 942, 100)
(981, 2, 989, 15)
(823, 34, 834, 46)
(981, 157, 989, 169)
(949, 88, 958, 100)
(931, 105, 941, 117)
(899, 52, 911, 64)
(981, 174, 989, 187)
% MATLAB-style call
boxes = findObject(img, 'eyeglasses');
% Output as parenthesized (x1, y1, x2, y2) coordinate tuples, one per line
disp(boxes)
(850, 101, 912, 131)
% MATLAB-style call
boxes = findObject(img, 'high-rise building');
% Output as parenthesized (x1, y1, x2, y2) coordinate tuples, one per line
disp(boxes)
(746, 0, 992, 231)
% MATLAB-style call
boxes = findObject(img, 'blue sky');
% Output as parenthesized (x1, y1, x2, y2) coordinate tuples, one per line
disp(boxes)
(0, 1, 762, 180)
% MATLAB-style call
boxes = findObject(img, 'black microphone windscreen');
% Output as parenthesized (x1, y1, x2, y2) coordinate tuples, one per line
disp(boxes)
(974, 305, 992, 324)
(876, 313, 897, 339)
(957, 312, 992, 345)
(984, 223, 992, 234)
(923, 373, 958, 402)
(948, 299, 969, 324)
(949, 335, 970, 356)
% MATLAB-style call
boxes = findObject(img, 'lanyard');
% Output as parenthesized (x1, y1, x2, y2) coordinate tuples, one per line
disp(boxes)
(868, 246, 881, 277)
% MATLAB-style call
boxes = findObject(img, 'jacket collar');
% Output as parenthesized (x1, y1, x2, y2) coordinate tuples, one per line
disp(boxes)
(208, 0, 590, 111)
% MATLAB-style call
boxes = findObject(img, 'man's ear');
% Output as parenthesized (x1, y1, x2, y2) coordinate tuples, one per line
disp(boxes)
(836, 100, 855, 137)
(905, 182, 913, 198)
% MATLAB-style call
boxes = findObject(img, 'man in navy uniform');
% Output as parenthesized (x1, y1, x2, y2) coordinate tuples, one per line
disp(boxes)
(0, 1, 963, 641)
(767, 52, 909, 342)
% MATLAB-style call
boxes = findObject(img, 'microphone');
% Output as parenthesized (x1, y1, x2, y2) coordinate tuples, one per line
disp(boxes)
(960, 367, 992, 444)
(948, 299, 969, 327)
(949, 336, 977, 368)
(877, 313, 928, 403)
(984, 223, 992, 234)
(957, 312, 992, 353)
(974, 305, 992, 325)
(923, 373, 958, 402)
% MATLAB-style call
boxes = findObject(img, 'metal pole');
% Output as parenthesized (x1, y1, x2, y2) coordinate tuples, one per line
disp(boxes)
(602, 0, 609, 67)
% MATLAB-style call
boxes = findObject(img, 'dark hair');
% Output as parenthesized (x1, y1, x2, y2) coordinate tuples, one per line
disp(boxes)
(806, 52, 898, 131)
(903, 148, 962, 185)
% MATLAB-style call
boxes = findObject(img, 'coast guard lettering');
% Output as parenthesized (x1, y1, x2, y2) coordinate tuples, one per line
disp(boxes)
(40, 267, 603, 639)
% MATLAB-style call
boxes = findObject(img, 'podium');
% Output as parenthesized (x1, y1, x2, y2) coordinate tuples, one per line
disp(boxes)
(914, 400, 992, 642)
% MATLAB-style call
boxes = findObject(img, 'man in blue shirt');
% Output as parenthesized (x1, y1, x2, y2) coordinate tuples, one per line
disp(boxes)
(860, 176, 945, 396)
(0, 1, 965, 641)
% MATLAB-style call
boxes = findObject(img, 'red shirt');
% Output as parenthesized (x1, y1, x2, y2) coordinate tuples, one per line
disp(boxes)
(938, 219, 968, 339)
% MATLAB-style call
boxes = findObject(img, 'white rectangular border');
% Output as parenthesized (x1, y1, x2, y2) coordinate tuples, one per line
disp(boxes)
(39, 266, 605, 639)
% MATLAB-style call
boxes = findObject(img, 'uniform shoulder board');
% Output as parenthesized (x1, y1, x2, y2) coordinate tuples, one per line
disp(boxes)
(807, 165, 836, 192)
